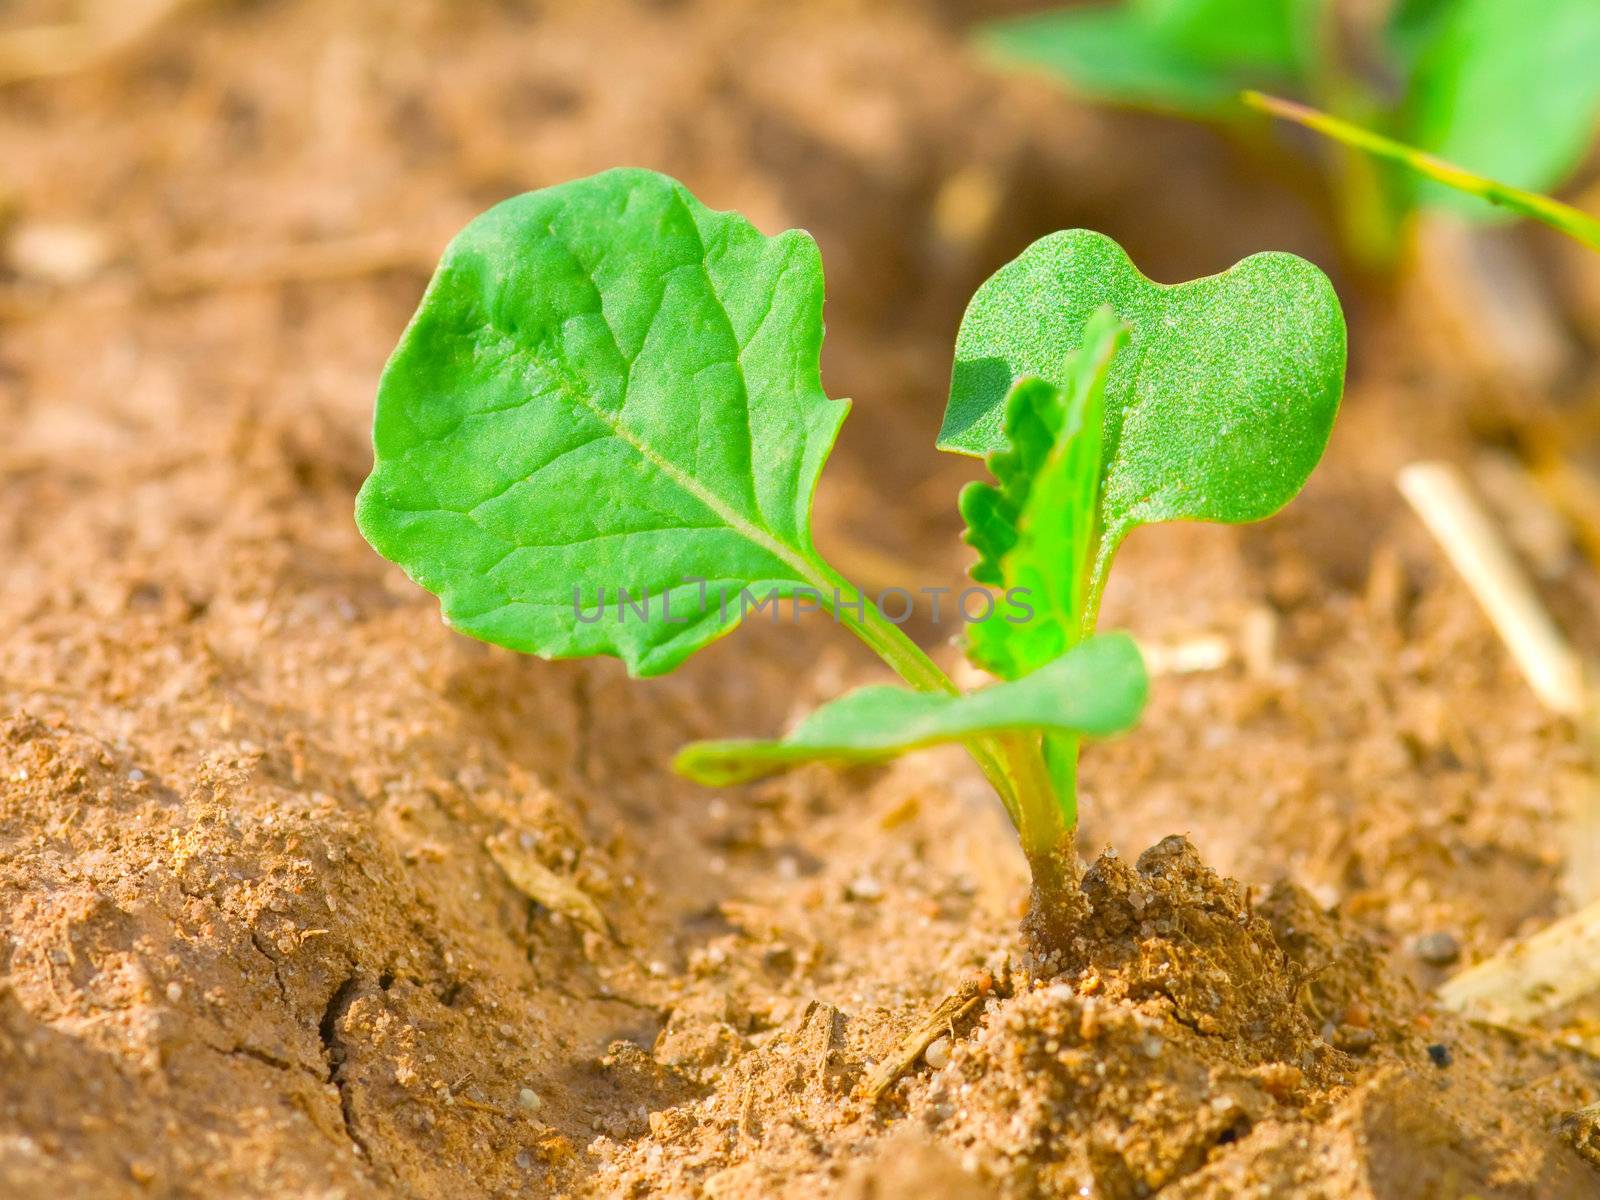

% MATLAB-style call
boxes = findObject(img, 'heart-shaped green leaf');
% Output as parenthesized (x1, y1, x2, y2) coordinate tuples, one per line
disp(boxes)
(938, 229, 1344, 599)
(963, 307, 1126, 680)
(675, 633, 1147, 786)
(356, 168, 848, 678)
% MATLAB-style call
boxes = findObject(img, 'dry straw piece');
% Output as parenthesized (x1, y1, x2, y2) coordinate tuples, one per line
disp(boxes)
(1398, 460, 1600, 906)
(1401, 460, 1600, 1020)
(1436, 901, 1600, 1026)
(1397, 461, 1586, 717)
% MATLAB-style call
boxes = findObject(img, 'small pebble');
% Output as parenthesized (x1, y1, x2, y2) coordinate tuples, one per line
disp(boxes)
(1078, 1003, 1101, 1042)
(1426, 1043, 1453, 1068)
(7, 221, 110, 285)
(924, 1037, 950, 1069)
(1331, 1024, 1375, 1053)
(518, 1087, 543, 1112)
(165, 982, 183, 1004)
(1413, 931, 1461, 967)
(846, 874, 883, 902)
(1559, 1103, 1600, 1169)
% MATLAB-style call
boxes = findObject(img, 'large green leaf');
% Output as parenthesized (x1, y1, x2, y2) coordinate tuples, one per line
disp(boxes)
(356, 168, 848, 678)
(938, 230, 1344, 598)
(963, 307, 1126, 681)
(675, 633, 1148, 786)
(1403, 0, 1600, 215)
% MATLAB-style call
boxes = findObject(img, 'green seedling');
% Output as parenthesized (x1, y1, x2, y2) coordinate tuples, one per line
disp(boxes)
(979, 0, 1600, 261)
(356, 168, 1346, 947)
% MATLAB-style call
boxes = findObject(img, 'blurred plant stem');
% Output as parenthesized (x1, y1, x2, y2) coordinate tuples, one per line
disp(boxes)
(1244, 91, 1600, 252)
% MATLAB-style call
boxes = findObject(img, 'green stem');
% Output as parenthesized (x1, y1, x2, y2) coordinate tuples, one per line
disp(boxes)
(812, 563, 957, 695)
(810, 560, 1039, 826)
(1001, 733, 1066, 865)
(1043, 733, 1080, 827)
(1243, 90, 1600, 253)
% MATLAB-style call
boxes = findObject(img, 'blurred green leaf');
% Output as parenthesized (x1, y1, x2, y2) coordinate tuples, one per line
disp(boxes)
(1133, 0, 1319, 74)
(979, 0, 1319, 114)
(674, 633, 1147, 786)
(980, 7, 1241, 113)
(1385, 0, 1456, 75)
(1404, 0, 1600, 213)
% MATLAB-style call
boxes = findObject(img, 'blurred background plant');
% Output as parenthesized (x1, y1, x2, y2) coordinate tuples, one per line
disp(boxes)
(977, 0, 1600, 269)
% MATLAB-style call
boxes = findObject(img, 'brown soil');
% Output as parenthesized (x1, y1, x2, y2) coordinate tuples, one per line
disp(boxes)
(2, 1, 1599, 1198)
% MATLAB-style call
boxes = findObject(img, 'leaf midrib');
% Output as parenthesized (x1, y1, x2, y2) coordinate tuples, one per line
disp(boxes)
(484, 322, 830, 594)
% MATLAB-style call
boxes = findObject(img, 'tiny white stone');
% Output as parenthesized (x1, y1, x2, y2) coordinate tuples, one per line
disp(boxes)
(518, 1088, 542, 1112)
(165, 982, 183, 1003)
(847, 874, 883, 901)
(924, 1036, 951, 1069)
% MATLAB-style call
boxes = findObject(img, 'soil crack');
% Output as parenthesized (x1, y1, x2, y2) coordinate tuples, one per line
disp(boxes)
(196, 1031, 324, 1083)
(317, 974, 372, 1163)
(249, 930, 290, 1004)
(233, 1043, 309, 1075)
(227, 1039, 323, 1081)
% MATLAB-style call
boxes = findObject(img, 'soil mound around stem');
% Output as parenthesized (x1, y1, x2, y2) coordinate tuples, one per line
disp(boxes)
(905, 839, 1595, 1198)
(587, 837, 1595, 1198)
